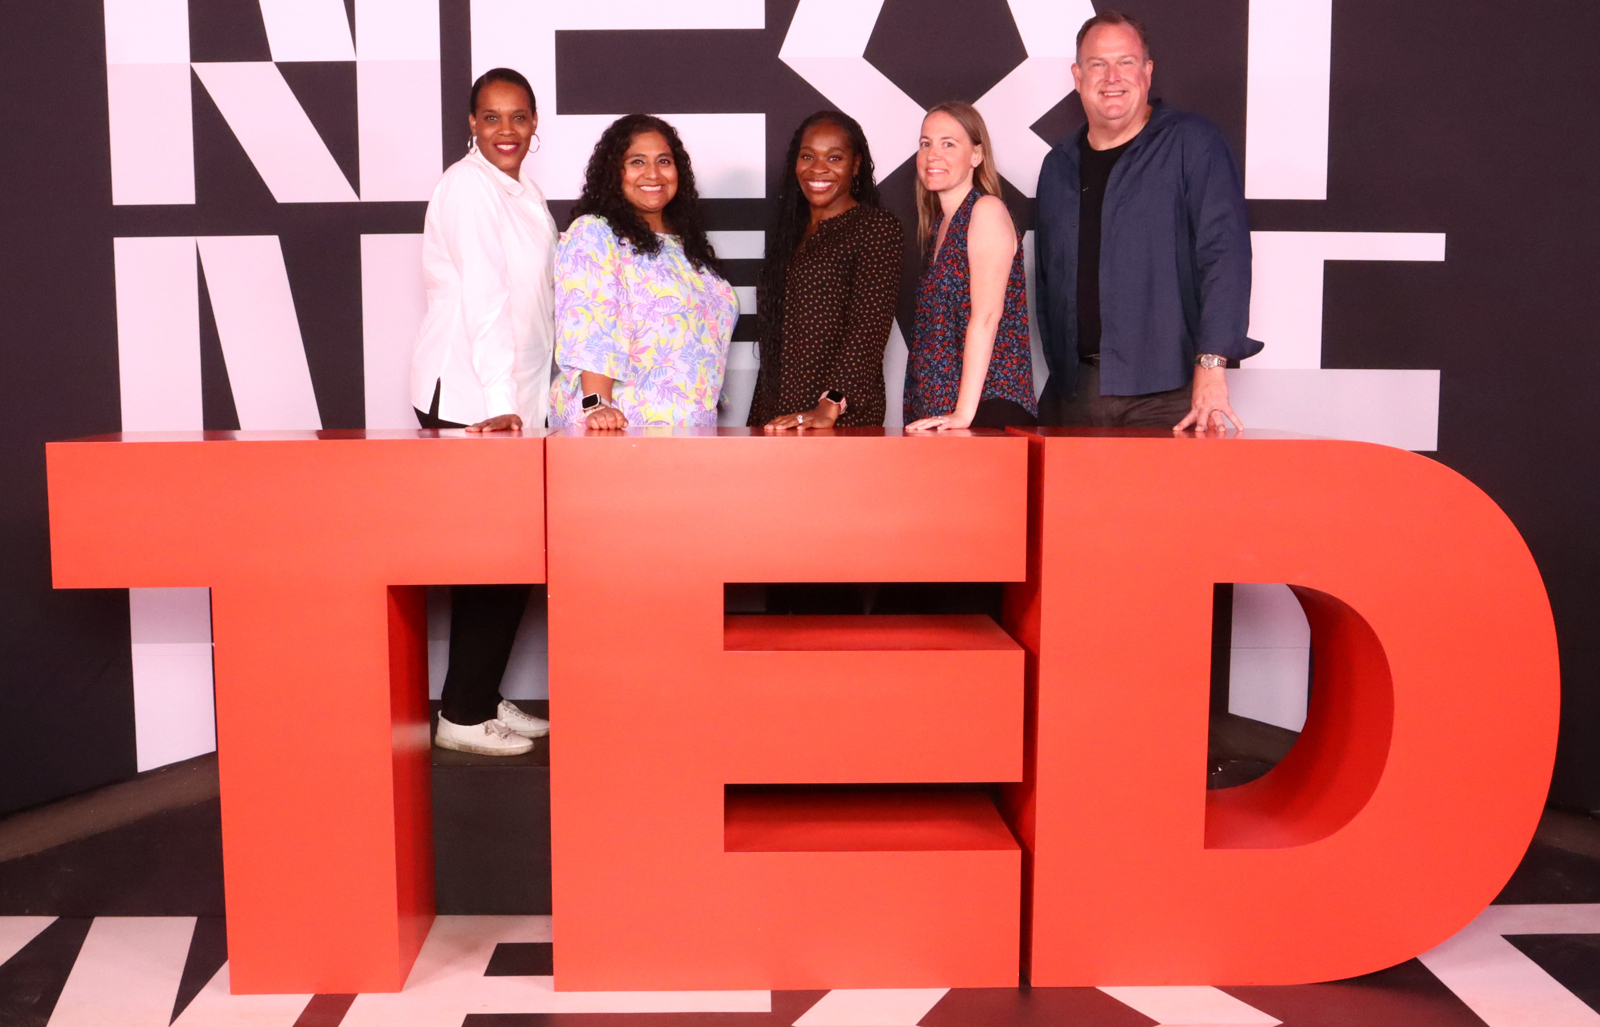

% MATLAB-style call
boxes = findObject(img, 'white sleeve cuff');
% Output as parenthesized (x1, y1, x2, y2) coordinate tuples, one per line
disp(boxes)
(484, 385, 518, 419)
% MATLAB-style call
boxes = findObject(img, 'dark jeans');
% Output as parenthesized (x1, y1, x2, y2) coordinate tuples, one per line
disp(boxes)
(417, 392, 532, 726)
(1037, 360, 1193, 429)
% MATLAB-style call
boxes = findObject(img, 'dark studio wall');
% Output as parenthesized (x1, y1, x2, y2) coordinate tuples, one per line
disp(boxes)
(0, 0, 1595, 815)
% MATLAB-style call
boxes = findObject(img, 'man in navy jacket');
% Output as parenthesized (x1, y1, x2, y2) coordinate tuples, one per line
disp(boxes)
(1035, 11, 1262, 429)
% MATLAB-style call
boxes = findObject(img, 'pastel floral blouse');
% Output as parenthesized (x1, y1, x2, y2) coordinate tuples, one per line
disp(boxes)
(550, 215, 739, 427)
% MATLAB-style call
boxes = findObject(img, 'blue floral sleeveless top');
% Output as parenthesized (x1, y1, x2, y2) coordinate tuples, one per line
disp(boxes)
(904, 188, 1037, 422)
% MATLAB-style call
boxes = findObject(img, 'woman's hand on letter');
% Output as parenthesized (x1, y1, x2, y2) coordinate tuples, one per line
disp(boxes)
(465, 414, 524, 433)
(905, 408, 975, 432)
(583, 405, 628, 431)
(764, 392, 846, 431)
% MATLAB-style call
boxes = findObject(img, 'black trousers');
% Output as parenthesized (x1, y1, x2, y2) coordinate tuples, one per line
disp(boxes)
(417, 396, 533, 726)
(970, 397, 1038, 429)
(1037, 360, 1193, 429)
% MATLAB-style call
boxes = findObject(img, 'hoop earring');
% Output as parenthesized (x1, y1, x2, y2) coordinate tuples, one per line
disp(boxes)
(467, 136, 479, 155)
(529, 133, 541, 155)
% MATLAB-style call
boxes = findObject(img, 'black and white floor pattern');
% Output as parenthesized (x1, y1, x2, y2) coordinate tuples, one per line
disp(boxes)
(7, 901, 1600, 1026)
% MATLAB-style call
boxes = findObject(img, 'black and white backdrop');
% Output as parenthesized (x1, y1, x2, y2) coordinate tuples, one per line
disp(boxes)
(1, 0, 1595, 814)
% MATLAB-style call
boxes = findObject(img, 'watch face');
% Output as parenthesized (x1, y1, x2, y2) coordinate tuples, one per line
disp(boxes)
(582, 394, 599, 410)
(825, 389, 844, 403)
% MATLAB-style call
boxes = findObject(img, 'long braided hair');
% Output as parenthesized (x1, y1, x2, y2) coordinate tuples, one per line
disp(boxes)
(756, 111, 881, 356)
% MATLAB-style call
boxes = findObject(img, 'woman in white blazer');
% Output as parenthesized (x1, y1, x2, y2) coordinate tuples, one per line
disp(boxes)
(411, 67, 555, 756)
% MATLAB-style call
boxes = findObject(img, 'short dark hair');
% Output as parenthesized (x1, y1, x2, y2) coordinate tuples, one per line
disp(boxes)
(1075, 10, 1151, 60)
(469, 67, 535, 115)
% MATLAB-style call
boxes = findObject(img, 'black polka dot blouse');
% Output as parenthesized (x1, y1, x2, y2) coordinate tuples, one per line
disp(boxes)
(747, 204, 905, 427)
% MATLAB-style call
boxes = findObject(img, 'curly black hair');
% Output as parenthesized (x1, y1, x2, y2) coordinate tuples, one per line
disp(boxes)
(570, 114, 721, 275)
(757, 111, 881, 346)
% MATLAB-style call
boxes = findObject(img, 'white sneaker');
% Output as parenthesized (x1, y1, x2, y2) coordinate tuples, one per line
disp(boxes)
(435, 714, 534, 756)
(497, 700, 550, 739)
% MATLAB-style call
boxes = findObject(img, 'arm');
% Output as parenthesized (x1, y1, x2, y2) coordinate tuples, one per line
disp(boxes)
(1175, 124, 1254, 432)
(554, 220, 629, 430)
(766, 213, 901, 431)
(1032, 145, 1082, 385)
(907, 196, 1016, 431)
(439, 174, 524, 432)
(1032, 161, 1058, 380)
(579, 371, 626, 430)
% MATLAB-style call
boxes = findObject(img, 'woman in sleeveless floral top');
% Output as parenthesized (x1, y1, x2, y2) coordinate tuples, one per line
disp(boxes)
(904, 102, 1036, 429)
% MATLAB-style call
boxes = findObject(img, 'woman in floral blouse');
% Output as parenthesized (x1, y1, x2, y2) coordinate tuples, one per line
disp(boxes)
(550, 114, 739, 428)
(903, 102, 1036, 430)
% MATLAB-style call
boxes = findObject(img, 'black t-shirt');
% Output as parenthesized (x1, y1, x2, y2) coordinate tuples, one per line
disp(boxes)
(1076, 135, 1134, 359)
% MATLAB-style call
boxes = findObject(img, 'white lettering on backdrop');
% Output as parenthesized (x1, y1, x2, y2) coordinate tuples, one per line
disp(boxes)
(105, 0, 1445, 762)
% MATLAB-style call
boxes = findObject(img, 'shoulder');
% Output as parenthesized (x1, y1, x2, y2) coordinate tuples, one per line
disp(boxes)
(560, 215, 621, 254)
(1037, 136, 1083, 201)
(427, 157, 503, 218)
(434, 156, 498, 198)
(563, 214, 614, 240)
(966, 196, 1018, 258)
(1041, 132, 1084, 172)
(968, 194, 1014, 230)
(1152, 106, 1234, 154)
(854, 205, 905, 243)
(557, 216, 628, 279)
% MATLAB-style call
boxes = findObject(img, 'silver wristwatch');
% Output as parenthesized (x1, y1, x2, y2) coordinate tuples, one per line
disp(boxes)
(1195, 353, 1227, 370)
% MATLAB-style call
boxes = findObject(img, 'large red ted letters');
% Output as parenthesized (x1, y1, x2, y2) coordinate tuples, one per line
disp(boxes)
(47, 429, 545, 993)
(46, 427, 1558, 994)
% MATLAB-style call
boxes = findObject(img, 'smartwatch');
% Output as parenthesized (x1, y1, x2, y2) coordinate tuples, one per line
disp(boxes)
(581, 393, 609, 413)
(823, 388, 845, 404)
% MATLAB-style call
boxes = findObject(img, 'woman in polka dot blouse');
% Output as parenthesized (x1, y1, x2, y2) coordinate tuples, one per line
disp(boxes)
(749, 111, 904, 430)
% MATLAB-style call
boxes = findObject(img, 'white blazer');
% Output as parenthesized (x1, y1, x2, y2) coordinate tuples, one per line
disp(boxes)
(411, 148, 558, 427)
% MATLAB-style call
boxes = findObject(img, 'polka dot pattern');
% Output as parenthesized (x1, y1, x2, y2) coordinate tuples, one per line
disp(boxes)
(747, 204, 904, 427)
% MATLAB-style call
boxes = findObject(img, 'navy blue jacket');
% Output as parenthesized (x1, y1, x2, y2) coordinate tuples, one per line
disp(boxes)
(1034, 101, 1262, 396)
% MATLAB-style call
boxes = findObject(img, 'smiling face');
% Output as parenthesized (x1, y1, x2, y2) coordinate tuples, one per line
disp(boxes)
(1072, 22, 1153, 134)
(620, 130, 679, 231)
(795, 120, 861, 215)
(916, 110, 981, 198)
(468, 80, 536, 178)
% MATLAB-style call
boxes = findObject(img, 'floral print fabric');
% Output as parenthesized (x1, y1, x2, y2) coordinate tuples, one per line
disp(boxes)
(551, 214, 739, 427)
(904, 188, 1037, 422)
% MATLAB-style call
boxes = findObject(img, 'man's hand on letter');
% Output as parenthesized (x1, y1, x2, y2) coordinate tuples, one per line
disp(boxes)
(1174, 363, 1244, 432)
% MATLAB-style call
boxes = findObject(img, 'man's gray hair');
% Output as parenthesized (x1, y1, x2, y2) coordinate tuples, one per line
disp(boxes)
(1076, 10, 1152, 60)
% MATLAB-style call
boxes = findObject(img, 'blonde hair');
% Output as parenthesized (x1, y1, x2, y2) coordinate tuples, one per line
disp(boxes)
(915, 102, 1003, 253)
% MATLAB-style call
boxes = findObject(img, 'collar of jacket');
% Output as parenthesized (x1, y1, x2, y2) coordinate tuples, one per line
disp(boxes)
(467, 147, 535, 196)
(1066, 98, 1176, 165)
